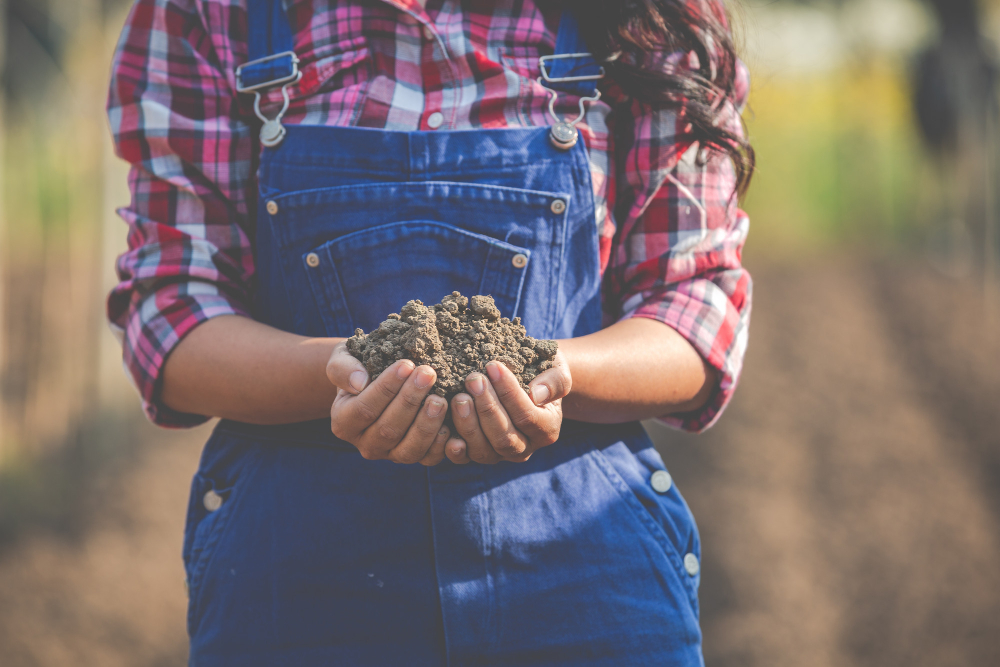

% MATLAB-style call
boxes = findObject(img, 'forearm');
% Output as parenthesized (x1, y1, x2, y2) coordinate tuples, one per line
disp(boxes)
(559, 317, 717, 424)
(161, 315, 341, 424)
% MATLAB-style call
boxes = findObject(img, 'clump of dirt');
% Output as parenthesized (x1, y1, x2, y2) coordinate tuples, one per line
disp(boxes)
(346, 292, 558, 403)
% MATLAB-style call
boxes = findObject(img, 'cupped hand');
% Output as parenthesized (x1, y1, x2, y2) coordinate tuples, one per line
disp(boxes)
(325, 343, 450, 466)
(445, 350, 571, 464)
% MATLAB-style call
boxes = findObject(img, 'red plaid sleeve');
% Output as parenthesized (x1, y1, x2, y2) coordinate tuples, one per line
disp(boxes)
(107, 0, 255, 427)
(603, 60, 752, 433)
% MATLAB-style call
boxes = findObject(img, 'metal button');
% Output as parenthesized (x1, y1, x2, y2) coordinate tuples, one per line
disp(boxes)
(650, 470, 672, 494)
(511, 253, 528, 269)
(423, 25, 435, 41)
(306, 252, 321, 268)
(203, 489, 223, 512)
(266, 200, 279, 215)
(684, 553, 700, 576)
(427, 111, 444, 129)
(549, 122, 579, 150)
(550, 199, 567, 215)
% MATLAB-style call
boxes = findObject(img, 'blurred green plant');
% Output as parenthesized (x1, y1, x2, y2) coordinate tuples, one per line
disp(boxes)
(742, 54, 938, 258)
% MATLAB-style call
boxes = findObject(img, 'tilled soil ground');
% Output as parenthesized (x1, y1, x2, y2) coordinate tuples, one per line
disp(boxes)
(1, 253, 998, 666)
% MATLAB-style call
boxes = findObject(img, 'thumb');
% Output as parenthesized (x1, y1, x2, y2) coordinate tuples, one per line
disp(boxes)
(326, 343, 370, 394)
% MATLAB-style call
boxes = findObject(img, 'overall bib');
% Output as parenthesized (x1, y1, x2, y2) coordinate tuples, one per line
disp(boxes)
(183, 3, 704, 665)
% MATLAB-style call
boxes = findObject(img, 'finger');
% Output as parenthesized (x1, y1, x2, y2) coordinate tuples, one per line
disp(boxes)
(467, 370, 529, 460)
(325, 342, 370, 394)
(527, 359, 571, 406)
(361, 365, 437, 456)
(451, 392, 502, 465)
(332, 359, 414, 443)
(445, 437, 471, 465)
(419, 426, 451, 467)
(388, 393, 448, 465)
(484, 361, 550, 442)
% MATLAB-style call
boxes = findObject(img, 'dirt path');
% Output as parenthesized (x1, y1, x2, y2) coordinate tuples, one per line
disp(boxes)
(654, 254, 1000, 667)
(0, 424, 204, 666)
(0, 254, 997, 666)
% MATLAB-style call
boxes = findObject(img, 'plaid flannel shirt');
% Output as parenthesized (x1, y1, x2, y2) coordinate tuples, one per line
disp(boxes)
(107, 0, 752, 431)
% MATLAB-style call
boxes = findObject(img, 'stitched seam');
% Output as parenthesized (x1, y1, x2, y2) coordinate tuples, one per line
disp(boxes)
(587, 448, 700, 608)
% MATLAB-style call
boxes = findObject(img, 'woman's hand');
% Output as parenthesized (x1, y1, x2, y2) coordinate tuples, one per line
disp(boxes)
(446, 351, 571, 464)
(325, 343, 451, 466)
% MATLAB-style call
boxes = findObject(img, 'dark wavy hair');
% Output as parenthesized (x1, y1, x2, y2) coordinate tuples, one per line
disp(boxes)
(575, 0, 755, 196)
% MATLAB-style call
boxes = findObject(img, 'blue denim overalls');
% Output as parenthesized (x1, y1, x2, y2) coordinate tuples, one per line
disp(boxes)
(182, 2, 703, 665)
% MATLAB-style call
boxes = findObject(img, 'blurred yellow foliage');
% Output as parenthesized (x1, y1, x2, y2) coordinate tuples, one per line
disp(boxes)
(742, 59, 936, 259)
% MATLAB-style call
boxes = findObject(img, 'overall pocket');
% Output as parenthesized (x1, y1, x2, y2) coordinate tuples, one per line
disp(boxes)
(587, 442, 702, 614)
(182, 435, 262, 638)
(304, 220, 531, 335)
(263, 181, 571, 338)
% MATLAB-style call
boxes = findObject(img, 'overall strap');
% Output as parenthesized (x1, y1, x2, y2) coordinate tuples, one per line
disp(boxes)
(541, 11, 603, 97)
(247, 0, 294, 62)
(237, 0, 297, 92)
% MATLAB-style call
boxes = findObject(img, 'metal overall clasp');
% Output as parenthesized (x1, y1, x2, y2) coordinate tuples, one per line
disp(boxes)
(235, 51, 302, 148)
(537, 53, 605, 151)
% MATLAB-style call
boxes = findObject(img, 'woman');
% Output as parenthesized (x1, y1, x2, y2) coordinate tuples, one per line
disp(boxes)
(108, 0, 753, 664)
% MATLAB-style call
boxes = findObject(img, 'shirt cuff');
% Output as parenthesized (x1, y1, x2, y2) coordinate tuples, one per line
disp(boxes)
(621, 283, 750, 433)
(120, 289, 250, 428)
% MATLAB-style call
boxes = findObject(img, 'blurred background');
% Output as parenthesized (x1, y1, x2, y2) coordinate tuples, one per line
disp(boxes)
(0, 0, 998, 664)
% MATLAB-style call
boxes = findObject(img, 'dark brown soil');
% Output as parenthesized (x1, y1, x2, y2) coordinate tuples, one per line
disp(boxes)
(346, 292, 558, 403)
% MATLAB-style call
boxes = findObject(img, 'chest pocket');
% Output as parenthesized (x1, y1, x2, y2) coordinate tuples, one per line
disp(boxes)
(262, 180, 571, 339)
(304, 220, 530, 336)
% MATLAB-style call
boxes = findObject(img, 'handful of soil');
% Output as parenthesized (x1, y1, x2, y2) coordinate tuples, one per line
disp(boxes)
(346, 292, 558, 403)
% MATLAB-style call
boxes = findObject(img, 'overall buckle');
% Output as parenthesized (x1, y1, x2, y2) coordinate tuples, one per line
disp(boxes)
(539, 53, 606, 85)
(235, 51, 303, 148)
(537, 54, 605, 151)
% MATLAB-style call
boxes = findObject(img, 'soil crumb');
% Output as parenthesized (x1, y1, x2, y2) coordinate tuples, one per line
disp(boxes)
(346, 292, 558, 403)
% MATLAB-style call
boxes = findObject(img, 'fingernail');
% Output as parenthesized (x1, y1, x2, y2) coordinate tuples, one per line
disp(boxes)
(397, 361, 415, 379)
(467, 374, 485, 396)
(439, 428, 449, 437)
(486, 361, 502, 383)
(415, 366, 436, 389)
(449, 441, 465, 455)
(426, 399, 444, 418)
(531, 384, 550, 405)
(456, 398, 472, 418)
(349, 370, 368, 393)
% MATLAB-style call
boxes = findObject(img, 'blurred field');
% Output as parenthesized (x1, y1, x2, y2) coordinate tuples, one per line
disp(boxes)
(1, 0, 999, 665)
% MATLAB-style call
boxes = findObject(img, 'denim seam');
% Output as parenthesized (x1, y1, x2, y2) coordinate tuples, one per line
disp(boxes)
(187, 452, 267, 635)
(586, 448, 700, 609)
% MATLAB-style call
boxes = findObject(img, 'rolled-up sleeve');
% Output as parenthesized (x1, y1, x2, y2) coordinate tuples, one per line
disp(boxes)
(603, 62, 752, 433)
(107, 0, 255, 427)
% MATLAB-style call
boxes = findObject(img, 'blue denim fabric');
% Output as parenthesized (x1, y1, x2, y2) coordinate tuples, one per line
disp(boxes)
(182, 4, 704, 665)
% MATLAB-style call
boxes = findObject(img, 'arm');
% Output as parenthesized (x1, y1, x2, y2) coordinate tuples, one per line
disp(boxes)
(108, 0, 258, 427)
(163, 318, 454, 464)
(160, 316, 341, 424)
(558, 317, 717, 423)
(429, 318, 715, 465)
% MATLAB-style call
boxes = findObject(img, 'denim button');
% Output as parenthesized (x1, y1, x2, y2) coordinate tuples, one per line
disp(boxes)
(512, 253, 528, 268)
(306, 253, 321, 268)
(650, 470, 672, 494)
(266, 200, 279, 215)
(550, 199, 566, 214)
(427, 112, 444, 129)
(203, 490, 223, 512)
(684, 553, 699, 576)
